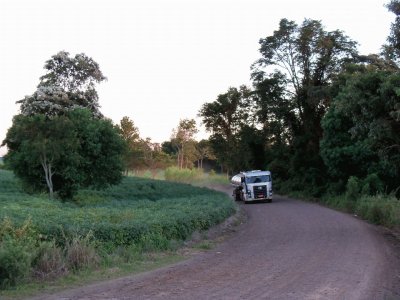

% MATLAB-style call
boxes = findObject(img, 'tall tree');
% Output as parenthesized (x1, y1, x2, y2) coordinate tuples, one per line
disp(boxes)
(117, 116, 143, 172)
(2, 109, 124, 199)
(199, 86, 251, 174)
(171, 119, 198, 169)
(196, 139, 216, 169)
(3, 52, 123, 199)
(321, 65, 400, 193)
(383, 0, 400, 64)
(18, 51, 106, 117)
(250, 19, 357, 191)
(252, 18, 357, 140)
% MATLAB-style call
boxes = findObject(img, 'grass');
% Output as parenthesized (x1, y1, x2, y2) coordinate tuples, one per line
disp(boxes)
(320, 193, 400, 227)
(0, 252, 184, 299)
(282, 186, 400, 228)
(164, 167, 229, 186)
(0, 169, 235, 296)
(126, 167, 229, 186)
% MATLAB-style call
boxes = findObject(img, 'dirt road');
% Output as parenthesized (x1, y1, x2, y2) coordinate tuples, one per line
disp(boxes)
(34, 193, 400, 299)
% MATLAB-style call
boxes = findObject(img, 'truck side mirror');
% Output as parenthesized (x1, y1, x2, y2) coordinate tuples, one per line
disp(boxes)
(241, 177, 245, 183)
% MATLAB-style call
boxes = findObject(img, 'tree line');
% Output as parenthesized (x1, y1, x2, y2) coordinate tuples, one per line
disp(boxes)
(199, 2, 400, 197)
(1, 51, 216, 199)
(2, 1, 400, 199)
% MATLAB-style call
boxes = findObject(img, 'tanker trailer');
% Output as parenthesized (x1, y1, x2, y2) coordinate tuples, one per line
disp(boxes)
(231, 170, 273, 203)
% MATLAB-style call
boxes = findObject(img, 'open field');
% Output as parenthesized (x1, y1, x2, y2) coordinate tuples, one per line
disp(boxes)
(0, 169, 235, 293)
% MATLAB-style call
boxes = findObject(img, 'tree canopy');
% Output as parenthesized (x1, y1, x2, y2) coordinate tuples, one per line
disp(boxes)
(3, 52, 123, 199)
(199, 15, 400, 196)
(3, 109, 124, 199)
(17, 51, 106, 117)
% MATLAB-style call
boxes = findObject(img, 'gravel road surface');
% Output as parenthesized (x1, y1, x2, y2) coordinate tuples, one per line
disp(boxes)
(33, 192, 400, 300)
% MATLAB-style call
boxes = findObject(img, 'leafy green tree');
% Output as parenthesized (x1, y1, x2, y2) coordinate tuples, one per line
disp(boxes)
(2, 114, 79, 198)
(18, 51, 106, 117)
(2, 52, 124, 199)
(2, 109, 124, 199)
(196, 139, 216, 169)
(250, 18, 357, 191)
(171, 119, 198, 169)
(321, 66, 400, 193)
(117, 116, 143, 172)
(383, 0, 400, 63)
(199, 86, 251, 174)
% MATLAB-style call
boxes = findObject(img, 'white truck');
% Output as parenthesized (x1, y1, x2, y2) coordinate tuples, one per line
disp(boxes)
(231, 170, 273, 203)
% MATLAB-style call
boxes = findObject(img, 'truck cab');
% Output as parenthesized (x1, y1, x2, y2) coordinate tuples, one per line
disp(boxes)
(231, 170, 273, 203)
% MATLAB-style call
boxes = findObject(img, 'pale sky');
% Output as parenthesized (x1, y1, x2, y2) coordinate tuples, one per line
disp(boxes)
(0, 0, 394, 156)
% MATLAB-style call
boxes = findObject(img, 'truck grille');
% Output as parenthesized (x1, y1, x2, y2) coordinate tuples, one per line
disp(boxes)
(253, 185, 267, 198)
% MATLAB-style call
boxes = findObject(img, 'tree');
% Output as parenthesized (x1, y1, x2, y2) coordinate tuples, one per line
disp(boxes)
(171, 119, 198, 169)
(383, 0, 400, 64)
(3, 51, 123, 199)
(250, 19, 357, 191)
(320, 65, 400, 193)
(196, 139, 216, 169)
(117, 116, 143, 173)
(2, 114, 79, 198)
(141, 138, 173, 177)
(17, 51, 106, 117)
(2, 109, 124, 199)
(199, 86, 251, 174)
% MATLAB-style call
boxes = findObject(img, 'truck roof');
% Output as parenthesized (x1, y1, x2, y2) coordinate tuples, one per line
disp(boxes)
(240, 170, 271, 177)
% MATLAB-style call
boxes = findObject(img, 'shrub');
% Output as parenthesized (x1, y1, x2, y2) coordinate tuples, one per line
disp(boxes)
(32, 241, 66, 279)
(65, 233, 99, 271)
(360, 173, 384, 195)
(355, 195, 400, 227)
(346, 176, 361, 201)
(0, 237, 35, 289)
(0, 218, 38, 289)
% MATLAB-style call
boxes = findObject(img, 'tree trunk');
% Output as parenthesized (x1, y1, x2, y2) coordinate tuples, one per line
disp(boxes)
(40, 153, 54, 199)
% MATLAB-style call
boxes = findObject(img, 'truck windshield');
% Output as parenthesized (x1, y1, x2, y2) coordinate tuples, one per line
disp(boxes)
(245, 175, 271, 183)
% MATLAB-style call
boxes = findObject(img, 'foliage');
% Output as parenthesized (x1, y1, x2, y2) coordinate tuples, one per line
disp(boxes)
(321, 193, 400, 227)
(117, 116, 143, 171)
(196, 139, 216, 169)
(383, 0, 400, 64)
(17, 51, 106, 117)
(170, 119, 199, 169)
(321, 67, 400, 194)
(0, 219, 37, 289)
(345, 176, 361, 201)
(165, 167, 203, 183)
(199, 86, 251, 173)
(65, 233, 99, 271)
(3, 51, 123, 199)
(0, 170, 235, 249)
(2, 109, 125, 199)
(251, 18, 357, 187)
(0, 169, 234, 289)
(354, 194, 400, 227)
(33, 241, 65, 279)
(118, 117, 174, 174)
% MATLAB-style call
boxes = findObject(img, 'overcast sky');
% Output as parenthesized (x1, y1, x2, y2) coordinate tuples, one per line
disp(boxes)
(0, 0, 394, 156)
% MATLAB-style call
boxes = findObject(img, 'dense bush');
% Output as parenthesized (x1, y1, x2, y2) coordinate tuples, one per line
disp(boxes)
(0, 219, 37, 288)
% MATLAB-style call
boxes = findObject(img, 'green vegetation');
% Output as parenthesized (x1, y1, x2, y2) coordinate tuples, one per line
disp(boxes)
(2, 52, 125, 199)
(283, 176, 400, 228)
(164, 167, 228, 186)
(197, 5, 400, 229)
(0, 169, 235, 291)
(320, 194, 400, 227)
